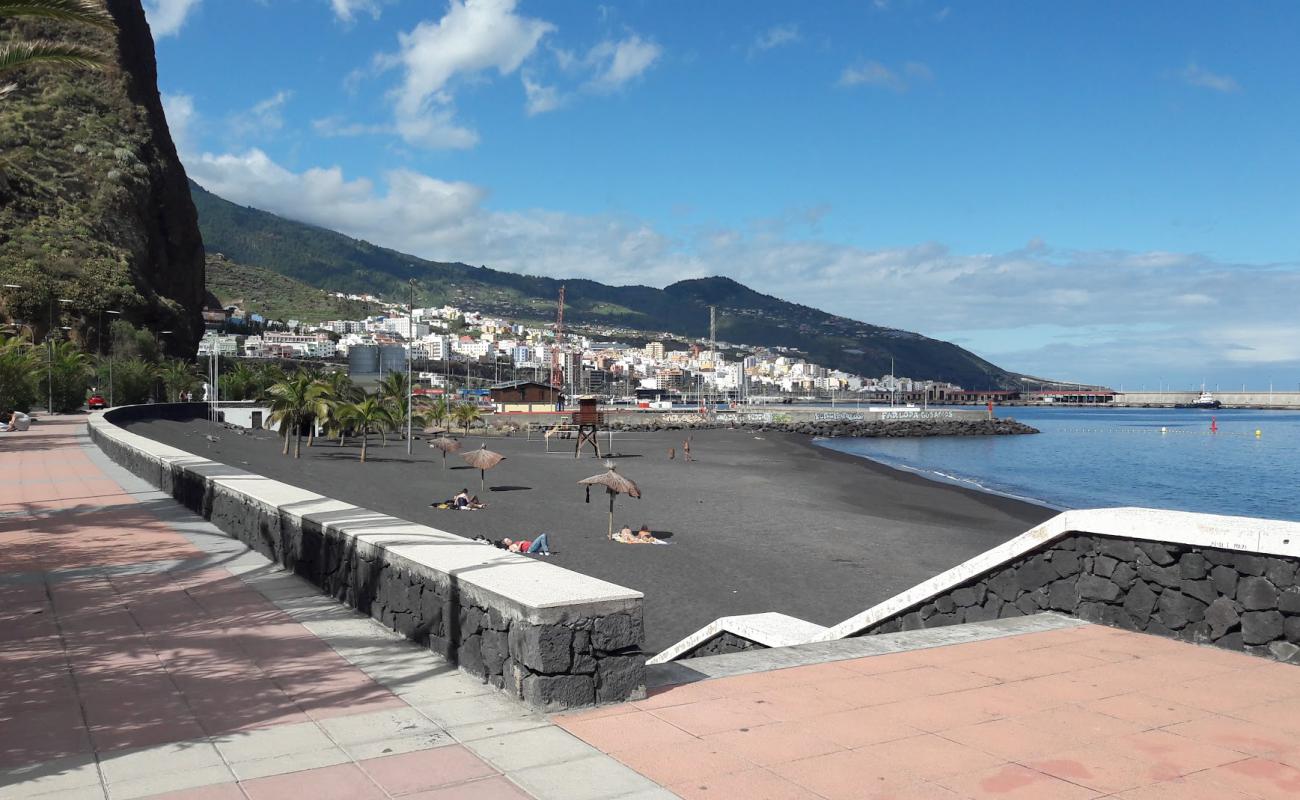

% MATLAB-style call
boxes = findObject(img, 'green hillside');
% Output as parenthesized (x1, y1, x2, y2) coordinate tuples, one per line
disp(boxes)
(191, 180, 1021, 389)
(205, 254, 372, 323)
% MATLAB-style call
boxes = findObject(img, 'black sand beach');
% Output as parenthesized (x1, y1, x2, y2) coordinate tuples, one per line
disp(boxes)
(121, 418, 1056, 651)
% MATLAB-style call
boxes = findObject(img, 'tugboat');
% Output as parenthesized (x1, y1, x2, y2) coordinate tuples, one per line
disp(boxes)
(1191, 385, 1221, 409)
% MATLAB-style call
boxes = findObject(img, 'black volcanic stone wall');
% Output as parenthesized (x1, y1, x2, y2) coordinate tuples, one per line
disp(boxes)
(857, 533, 1300, 663)
(679, 631, 766, 660)
(90, 416, 645, 710)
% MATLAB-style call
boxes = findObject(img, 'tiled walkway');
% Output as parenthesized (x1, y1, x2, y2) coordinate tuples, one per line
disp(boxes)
(558, 622, 1300, 798)
(12, 415, 1300, 800)
(0, 417, 673, 800)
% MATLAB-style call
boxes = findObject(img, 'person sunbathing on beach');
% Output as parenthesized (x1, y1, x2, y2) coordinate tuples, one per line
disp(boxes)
(612, 525, 670, 545)
(500, 535, 552, 555)
(453, 489, 470, 508)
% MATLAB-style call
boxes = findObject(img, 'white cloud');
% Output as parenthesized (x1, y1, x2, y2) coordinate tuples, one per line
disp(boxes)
(330, 0, 382, 22)
(750, 24, 800, 56)
(386, 0, 554, 148)
(522, 75, 562, 115)
(143, 0, 201, 38)
(839, 60, 932, 91)
(229, 91, 292, 139)
(187, 149, 488, 243)
(311, 116, 390, 137)
(178, 132, 1300, 387)
(1180, 62, 1240, 93)
(161, 91, 197, 153)
(584, 34, 662, 92)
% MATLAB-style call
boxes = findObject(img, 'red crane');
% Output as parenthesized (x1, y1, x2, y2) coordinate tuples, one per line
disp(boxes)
(550, 284, 566, 391)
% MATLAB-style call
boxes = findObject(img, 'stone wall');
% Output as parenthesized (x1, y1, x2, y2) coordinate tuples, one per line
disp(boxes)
(678, 631, 767, 660)
(857, 533, 1300, 663)
(89, 408, 646, 710)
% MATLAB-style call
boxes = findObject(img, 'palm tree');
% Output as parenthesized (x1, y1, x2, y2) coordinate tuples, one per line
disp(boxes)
(220, 362, 257, 401)
(308, 371, 360, 447)
(426, 395, 451, 432)
(267, 371, 315, 458)
(249, 362, 285, 401)
(451, 401, 481, 436)
(377, 372, 416, 442)
(0, 0, 116, 99)
(0, 332, 39, 411)
(158, 358, 200, 402)
(338, 396, 389, 463)
(43, 339, 91, 412)
(109, 357, 155, 405)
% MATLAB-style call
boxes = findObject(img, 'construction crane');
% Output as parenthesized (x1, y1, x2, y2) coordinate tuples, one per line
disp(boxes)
(550, 285, 566, 398)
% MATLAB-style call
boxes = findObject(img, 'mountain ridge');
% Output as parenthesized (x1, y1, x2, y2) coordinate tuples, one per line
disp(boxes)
(191, 180, 1021, 389)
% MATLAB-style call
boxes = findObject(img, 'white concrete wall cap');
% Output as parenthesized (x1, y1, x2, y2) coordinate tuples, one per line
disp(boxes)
(652, 506, 1300, 658)
(648, 613, 828, 665)
(89, 410, 643, 615)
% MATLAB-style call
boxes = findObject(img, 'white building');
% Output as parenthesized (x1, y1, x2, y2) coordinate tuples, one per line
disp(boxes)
(197, 334, 239, 358)
(385, 317, 430, 340)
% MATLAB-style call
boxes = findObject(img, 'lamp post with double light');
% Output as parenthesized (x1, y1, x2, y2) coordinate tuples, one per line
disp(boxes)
(103, 310, 121, 406)
(46, 298, 74, 413)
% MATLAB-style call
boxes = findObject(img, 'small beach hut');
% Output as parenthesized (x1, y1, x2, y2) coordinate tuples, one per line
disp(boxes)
(430, 436, 461, 469)
(579, 461, 641, 540)
(460, 444, 505, 496)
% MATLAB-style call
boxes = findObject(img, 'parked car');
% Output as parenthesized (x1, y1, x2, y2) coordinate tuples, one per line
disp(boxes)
(87, 393, 107, 410)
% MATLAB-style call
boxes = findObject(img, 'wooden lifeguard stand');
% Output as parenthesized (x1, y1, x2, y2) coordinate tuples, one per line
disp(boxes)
(570, 396, 605, 459)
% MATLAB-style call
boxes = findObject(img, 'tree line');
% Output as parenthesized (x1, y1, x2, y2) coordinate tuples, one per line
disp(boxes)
(264, 369, 482, 463)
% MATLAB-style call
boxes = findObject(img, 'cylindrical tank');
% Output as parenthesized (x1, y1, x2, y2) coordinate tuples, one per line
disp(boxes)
(348, 344, 380, 376)
(378, 345, 407, 374)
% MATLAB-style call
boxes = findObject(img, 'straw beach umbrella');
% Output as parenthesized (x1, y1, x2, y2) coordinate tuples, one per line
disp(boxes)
(579, 461, 641, 540)
(460, 444, 505, 495)
(430, 436, 461, 469)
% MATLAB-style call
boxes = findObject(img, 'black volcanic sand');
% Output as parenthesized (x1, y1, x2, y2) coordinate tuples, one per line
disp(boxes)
(121, 418, 1056, 652)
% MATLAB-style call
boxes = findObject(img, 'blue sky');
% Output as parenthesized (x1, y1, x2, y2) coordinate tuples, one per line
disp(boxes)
(149, 0, 1300, 389)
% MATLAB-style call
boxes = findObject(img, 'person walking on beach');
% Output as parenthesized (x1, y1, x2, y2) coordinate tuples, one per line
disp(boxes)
(682, 436, 693, 462)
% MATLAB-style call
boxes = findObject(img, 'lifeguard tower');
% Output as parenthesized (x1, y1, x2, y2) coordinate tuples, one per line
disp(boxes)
(570, 396, 605, 458)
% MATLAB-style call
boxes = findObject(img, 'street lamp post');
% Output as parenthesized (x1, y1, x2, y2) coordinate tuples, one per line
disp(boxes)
(407, 279, 415, 455)
(46, 299, 73, 413)
(104, 310, 121, 407)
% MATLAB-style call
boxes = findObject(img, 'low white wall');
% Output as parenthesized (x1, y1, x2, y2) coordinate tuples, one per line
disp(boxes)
(650, 507, 1300, 663)
(88, 407, 646, 709)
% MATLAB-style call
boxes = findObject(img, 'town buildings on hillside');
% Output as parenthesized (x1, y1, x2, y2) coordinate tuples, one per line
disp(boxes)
(197, 298, 963, 400)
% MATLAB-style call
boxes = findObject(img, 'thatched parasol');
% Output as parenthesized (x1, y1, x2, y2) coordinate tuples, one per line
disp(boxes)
(579, 461, 642, 539)
(460, 444, 505, 495)
(430, 436, 462, 469)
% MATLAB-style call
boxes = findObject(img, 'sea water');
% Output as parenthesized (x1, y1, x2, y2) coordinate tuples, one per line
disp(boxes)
(817, 407, 1300, 523)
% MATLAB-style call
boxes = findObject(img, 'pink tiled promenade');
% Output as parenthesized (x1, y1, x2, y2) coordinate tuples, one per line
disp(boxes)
(8, 417, 1300, 800)
(560, 621, 1300, 798)
(0, 418, 545, 799)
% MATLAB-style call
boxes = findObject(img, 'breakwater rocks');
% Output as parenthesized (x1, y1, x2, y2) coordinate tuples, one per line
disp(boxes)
(606, 417, 1040, 438)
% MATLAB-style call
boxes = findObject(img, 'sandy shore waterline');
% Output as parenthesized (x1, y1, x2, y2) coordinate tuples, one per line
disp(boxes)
(121, 417, 1056, 652)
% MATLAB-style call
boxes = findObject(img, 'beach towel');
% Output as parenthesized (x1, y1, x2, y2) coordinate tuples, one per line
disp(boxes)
(612, 532, 671, 545)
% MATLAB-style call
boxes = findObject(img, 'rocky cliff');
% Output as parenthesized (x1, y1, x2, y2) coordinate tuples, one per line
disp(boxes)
(0, 0, 204, 355)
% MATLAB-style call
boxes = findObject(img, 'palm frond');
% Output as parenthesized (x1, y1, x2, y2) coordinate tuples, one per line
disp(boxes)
(0, 39, 109, 76)
(0, 0, 116, 29)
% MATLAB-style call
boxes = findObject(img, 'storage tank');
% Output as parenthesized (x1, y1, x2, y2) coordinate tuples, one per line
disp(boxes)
(348, 344, 380, 376)
(378, 345, 407, 375)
